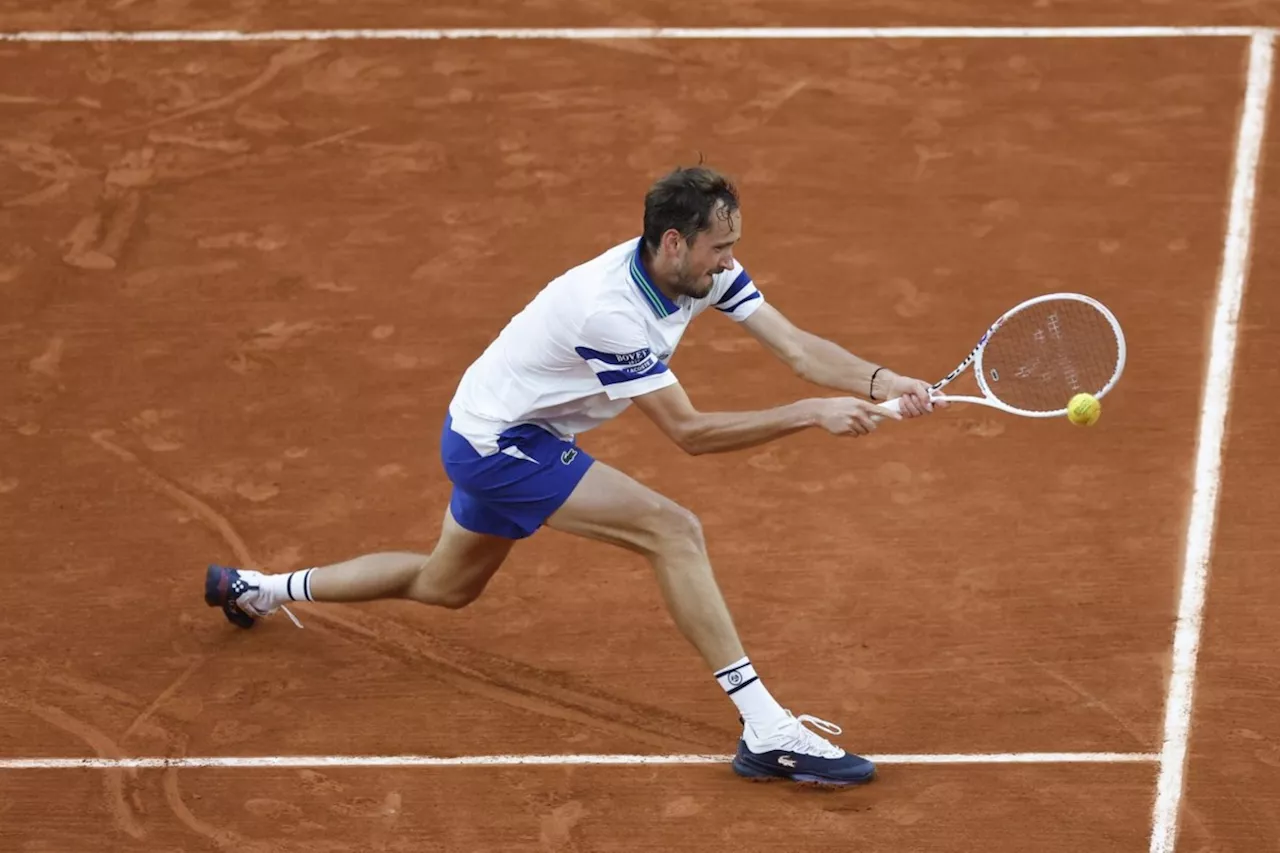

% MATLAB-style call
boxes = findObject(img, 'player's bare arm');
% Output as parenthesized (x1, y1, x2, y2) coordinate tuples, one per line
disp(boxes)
(740, 302, 943, 418)
(631, 381, 897, 456)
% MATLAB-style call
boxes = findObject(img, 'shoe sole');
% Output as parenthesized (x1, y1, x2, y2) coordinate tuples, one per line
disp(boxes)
(203, 564, 228, 608)
(731, 756, 876, 787)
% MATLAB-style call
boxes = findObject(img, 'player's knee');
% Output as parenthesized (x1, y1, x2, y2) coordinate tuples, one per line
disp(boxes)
(405, 564, 489, 609)
(649, 502, 706, 558)
(434, 585, 483, 609)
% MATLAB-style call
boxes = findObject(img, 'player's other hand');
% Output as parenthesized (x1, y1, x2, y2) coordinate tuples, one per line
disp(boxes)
(880, 374, 946, 418)
(809, 397, 900, 436)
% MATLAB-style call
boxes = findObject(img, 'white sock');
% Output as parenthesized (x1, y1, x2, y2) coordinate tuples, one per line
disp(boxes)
(715, 656, 788, 732)
(257, 568, 316, 608)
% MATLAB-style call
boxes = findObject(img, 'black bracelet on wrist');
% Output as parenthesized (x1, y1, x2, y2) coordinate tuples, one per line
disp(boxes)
(869, 366, 886, 400)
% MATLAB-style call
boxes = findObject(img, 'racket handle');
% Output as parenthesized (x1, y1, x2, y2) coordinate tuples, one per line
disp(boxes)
(871, 393, 953, 420)
(868, 397, 902, 423)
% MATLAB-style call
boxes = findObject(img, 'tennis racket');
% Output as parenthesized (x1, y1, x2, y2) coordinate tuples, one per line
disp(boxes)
(877, 292, 1126, 418)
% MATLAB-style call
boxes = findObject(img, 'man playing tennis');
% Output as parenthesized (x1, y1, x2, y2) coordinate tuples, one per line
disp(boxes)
(205, 165, 939, 786)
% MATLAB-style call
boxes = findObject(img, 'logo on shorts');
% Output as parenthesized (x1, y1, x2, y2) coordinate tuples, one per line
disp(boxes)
(561, 448, 579, 465)
(727, 670, 744, 686)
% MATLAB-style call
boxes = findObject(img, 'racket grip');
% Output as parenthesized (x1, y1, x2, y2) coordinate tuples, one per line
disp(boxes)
(869, 397, 903, 423)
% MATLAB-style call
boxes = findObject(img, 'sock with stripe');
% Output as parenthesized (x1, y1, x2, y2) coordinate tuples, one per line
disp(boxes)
(257, 568, 316, 608)
(715, 656, 788, 731)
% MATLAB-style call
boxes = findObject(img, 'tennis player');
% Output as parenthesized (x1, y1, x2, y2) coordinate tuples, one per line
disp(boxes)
(205, 165, 940, 786)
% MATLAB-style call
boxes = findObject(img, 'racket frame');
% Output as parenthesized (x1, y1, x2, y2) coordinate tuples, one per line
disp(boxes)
(879, 292, 1127, 418)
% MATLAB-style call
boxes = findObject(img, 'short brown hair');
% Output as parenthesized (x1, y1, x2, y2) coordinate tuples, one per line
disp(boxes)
(642, 166, 740, 250)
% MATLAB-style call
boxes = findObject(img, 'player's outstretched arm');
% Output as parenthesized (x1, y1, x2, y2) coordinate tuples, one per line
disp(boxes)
(630, 382, 898, 456)
(740, 303, 942, 418)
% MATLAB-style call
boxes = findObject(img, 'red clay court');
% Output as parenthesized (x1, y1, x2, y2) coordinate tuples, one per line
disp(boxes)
(1, 3, 1278, 851)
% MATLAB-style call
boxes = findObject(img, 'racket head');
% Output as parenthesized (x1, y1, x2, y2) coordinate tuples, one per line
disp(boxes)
(969, 292, 1126, 417)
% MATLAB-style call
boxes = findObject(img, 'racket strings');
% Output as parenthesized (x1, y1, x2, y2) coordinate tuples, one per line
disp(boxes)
(979, 300, 1120, 413)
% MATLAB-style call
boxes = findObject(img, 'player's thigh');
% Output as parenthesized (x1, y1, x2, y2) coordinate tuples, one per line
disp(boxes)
(428, 504, 516, 583)
(406, 506, 516, 606)
(546, 460, 703, 557)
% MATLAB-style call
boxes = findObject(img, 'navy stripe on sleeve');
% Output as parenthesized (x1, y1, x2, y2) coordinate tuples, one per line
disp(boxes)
(714, 270, 753, 306)
(717, 290, 762, 314)
(595, 361, 670, 386)
(575, 345, 668, 386)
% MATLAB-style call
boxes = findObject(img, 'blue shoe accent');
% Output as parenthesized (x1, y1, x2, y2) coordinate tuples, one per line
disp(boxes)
(204, 564, 257, 629)
(732, 739, 876, 786)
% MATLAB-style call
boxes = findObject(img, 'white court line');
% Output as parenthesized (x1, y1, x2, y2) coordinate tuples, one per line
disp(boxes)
(1148, 31, 1276, 853)
(0, 26, 1272, 42)
(0, 752, 1156, 770)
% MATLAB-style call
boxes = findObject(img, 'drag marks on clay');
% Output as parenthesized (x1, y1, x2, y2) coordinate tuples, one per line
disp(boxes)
(197, 225, 289, 252)
(26, 337, 64, 379)
(242, 772, 402, 843)
(718, 78, 811, 135)
(227, 319, 327, 375)
(661, 795, 703, 818)
(879, 276, 934, 319)
(45, 666, 264, 850)
(59, 147, 150, 271)
(89, 429, 259, 564)
(123, 260, 243, 294)
(874, 460, 946, 506)
(41, 672, 142, 712)
(1032, 662, 1151, 749)
(108, 42, 328, 138)
(111, 125, 372, 194)
(330, 788, 403, 824)
(540, 799, 588, 851)
(298, 769, 345, 796)
(89, 427, 741, 755)
(127, 408, 186, 453)
(0, 695, 146, 840)
(301, 52, 406, 99)
(360, 317, 442, 372)
(163, 767, 271, 853)
(243, 797, 304, 822)
(147, 131, 253, 155)
(179, 464, 287, 510)
(0, 137, 91, 209)
(121, 656, 211, 743)
(296, 606, 732, 754)
(2, 334, 70, 460)
(235, 481, 281, 503)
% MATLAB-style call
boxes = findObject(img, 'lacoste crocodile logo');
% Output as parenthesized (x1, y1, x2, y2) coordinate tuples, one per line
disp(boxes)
(777, 756, 796, 768)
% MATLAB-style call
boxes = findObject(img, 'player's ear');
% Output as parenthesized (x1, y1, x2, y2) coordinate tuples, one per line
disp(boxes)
(660, 228, 685, 256)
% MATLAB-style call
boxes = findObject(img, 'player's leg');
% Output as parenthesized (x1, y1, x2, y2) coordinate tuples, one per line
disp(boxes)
(205, 413, 590, 625)
(205, 505, 515, 625)
(546, 462, 875, 786)
(548, 462, 743, 671)
(299, 505, 514, 606)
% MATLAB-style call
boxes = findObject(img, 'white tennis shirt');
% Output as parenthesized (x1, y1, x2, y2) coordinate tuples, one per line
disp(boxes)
(448, 237, 765, 454)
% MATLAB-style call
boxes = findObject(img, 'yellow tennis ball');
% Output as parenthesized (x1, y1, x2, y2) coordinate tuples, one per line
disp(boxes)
(1067, 393, 1102, 426)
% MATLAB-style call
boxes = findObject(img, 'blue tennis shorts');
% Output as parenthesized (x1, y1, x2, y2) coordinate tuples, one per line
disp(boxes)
(440, 414, 595, 539)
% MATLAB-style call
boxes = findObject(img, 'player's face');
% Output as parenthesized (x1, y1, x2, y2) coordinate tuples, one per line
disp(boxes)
(676, 205, 741, 298)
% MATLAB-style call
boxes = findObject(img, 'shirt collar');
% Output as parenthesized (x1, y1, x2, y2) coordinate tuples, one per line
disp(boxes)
(629, 239, 680, 318)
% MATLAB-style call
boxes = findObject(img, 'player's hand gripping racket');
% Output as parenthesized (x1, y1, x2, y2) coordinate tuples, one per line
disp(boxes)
(878, 292, 1126, 418)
